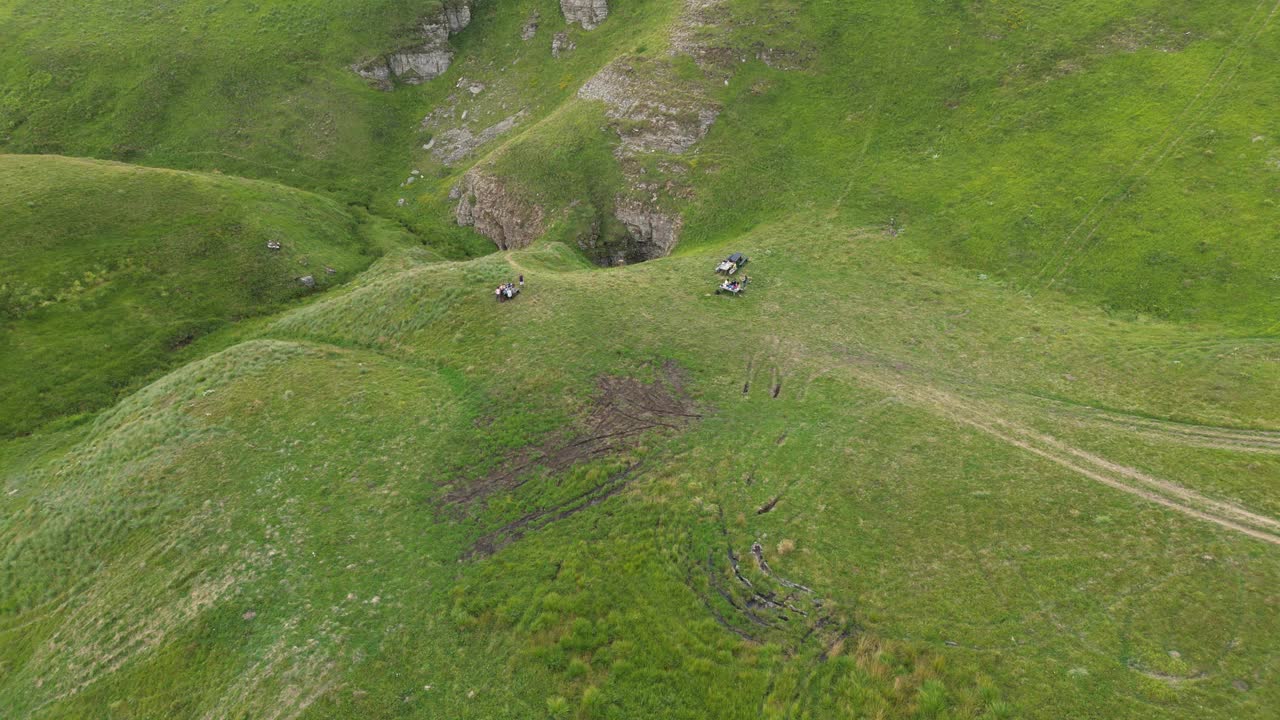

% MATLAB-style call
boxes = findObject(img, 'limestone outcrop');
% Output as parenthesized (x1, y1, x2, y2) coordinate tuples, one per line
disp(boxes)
(613, 198, 684, 262)
(431, 113, 526, 166)
(560, 0, 609, 30)
(454, 169, 545, 250)
(352, 1, 472, 90)
(574, 55, 720, 263)
(578, 59, 719, 154)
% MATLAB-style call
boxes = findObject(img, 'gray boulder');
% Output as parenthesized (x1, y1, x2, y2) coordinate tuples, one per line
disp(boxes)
(552, 32, 576, 58)
(522, 11, 540, 41)
(560, 0, 608, 30)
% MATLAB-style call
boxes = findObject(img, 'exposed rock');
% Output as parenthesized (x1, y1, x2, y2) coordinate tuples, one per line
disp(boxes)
(614, 197, 683, 260)
(579, 58, 720, 154)
(522, 11, 540, 41)
(454, 169, 545, 250)
(672, 0, 812, 72)
(574, 52, 721, 263)
(561, 0, 609, 30)
(551, 32, 576, 58)
(351, 59, 393, 90)
(442, 1, 471, 33)
(298, 275, 316, 288)
(352, 2, 472, 89)
(670, 0, 730, 63)
(388, 23, 454, 85)
(431, 112, 526, 166)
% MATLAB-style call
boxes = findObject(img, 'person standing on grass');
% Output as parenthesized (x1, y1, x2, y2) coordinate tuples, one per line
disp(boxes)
(518, 274, 525, 288)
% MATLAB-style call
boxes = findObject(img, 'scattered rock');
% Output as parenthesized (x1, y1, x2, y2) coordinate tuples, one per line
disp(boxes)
(411, 169, 421, 175)
(560, 0, 609, 30)
(670, 0, 730, 64)
(521, 11, 540, 41)
(551, 32, 576, 58)
(454, 168, 546, 250)
(430, 112, 525, 166)
(397, 198, 407, 207)
(467, 83, 485, 95)
(242, 610, 256, 620)
(298, 275, 316, 288)
(1233, 679, 1250, 692)
(578, 58, 720, 155)
(325, 266, 336, 275)
(266, 240, 282, 251)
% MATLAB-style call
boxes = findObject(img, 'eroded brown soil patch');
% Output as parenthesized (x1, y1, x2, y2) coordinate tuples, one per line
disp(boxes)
(451, 362, 701, 557)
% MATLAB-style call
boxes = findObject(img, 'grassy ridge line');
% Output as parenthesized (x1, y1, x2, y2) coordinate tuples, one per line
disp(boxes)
(0, 153, 388, 437)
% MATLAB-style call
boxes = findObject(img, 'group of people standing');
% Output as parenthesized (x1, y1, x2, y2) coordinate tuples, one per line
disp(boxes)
(495, 274, 525, 302)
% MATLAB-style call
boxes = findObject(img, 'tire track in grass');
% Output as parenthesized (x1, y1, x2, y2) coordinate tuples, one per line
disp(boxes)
(843, 360, 1280, 546)
(1024, 0, 1280, 294)
(1064, 410, 1280, 454)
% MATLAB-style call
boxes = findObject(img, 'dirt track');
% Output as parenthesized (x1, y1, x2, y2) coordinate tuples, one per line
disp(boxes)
(845, 358, 1280, 546)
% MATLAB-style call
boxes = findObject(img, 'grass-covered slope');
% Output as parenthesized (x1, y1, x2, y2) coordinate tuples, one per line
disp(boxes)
(3, 233, 1279, 718)
(0, 154, 373, 436)
(680, 0, 1280, 327)
(0, 0, 458, 196)
(396, 0, 1280, 325)
(3, 1, 1280, 718)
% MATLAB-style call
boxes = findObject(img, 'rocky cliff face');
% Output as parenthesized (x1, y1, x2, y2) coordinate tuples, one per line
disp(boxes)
(454, 169, 545, 251)
(447, 0, 735, 264)
(352, 1, 472, 90)
(573, 53, 719, 264)
(613, 198, 684, 262)
(560, 0, 609, 30)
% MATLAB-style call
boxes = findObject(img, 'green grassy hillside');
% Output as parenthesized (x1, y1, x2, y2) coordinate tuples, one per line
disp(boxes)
(391, 0, 1280, 325)
(0, 154, 375, 436)
(0, 0, 462, 196)
(2, 1, 1280, 718)
(4, 234, 1279, 718)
